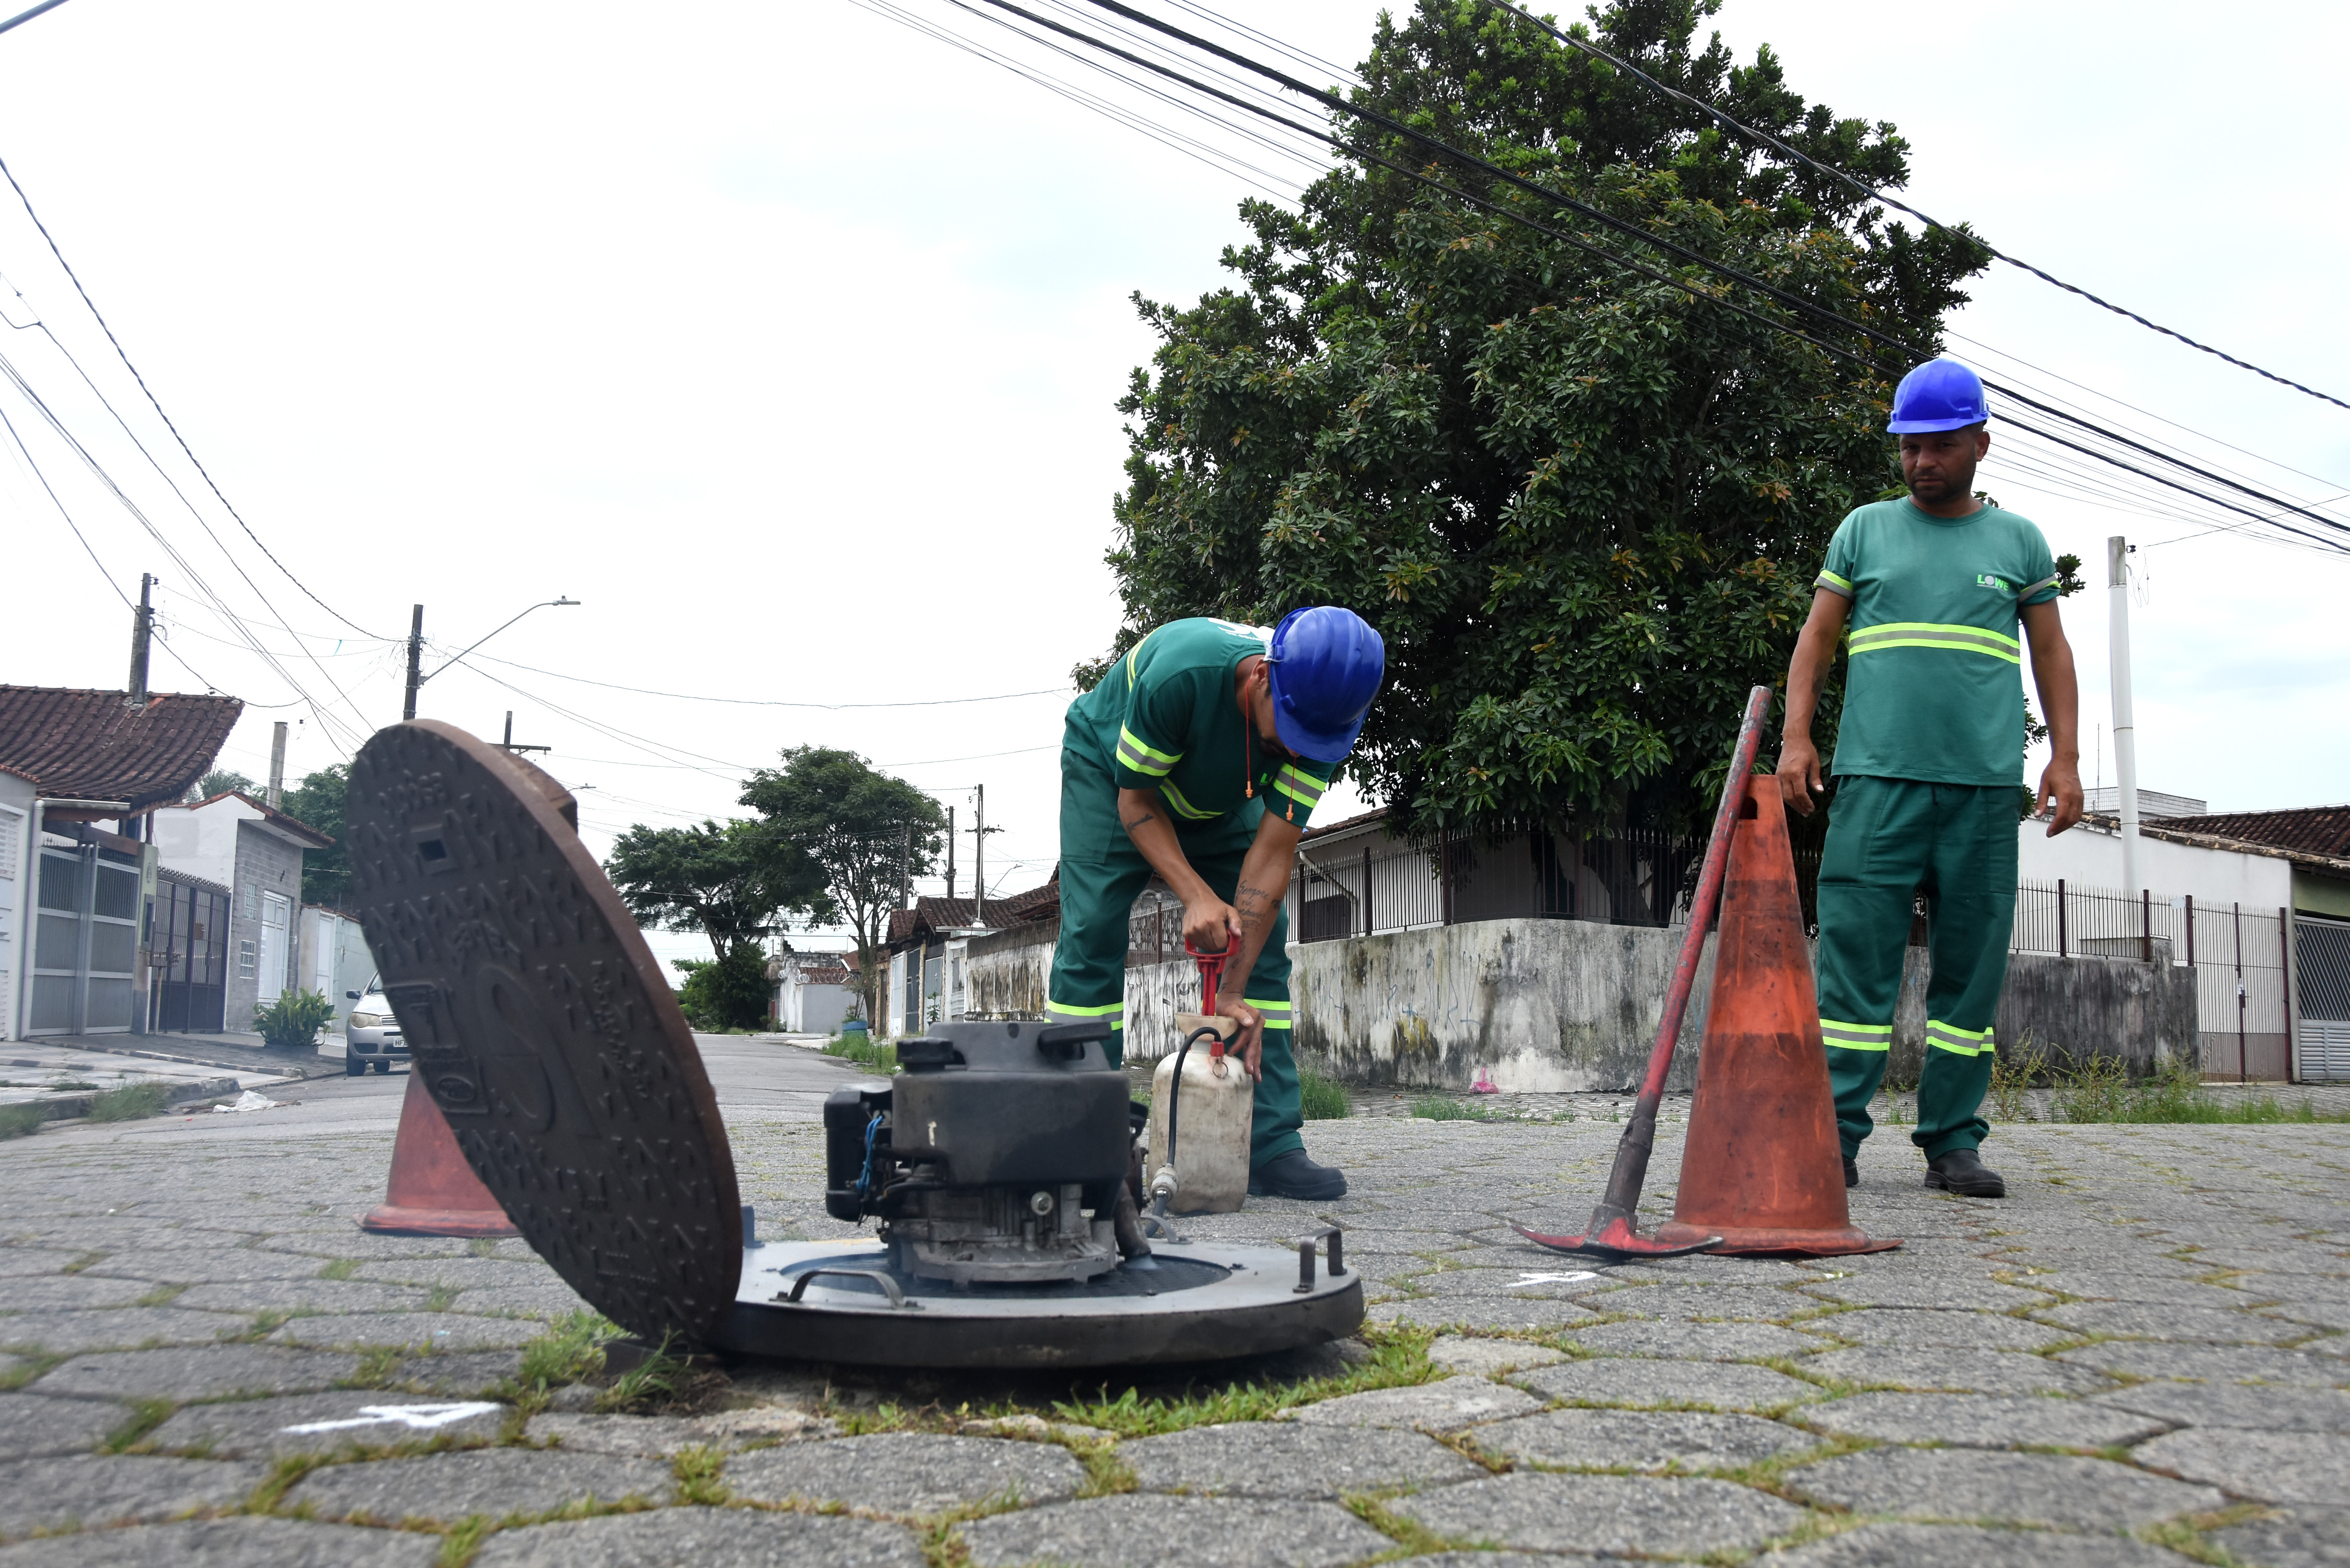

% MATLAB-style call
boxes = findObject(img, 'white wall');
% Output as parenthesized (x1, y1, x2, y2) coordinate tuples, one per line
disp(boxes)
(152, 797, 250, 890)
(0, 773, 33, 1042)
(2019, 820, 2293, 910)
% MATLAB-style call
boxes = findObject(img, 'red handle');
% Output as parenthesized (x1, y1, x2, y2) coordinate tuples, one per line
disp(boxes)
(1184, 938, 1230, 1054)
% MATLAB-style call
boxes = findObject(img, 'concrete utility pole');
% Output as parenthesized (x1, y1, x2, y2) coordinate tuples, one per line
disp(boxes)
(267, 722, 289, 809)
(2108, 536, 2140, 899)
(944, 806, 956, 902)
(898, 821, 912, 912)
(974, 784, 986, 929)
(402, 605, 424, 721)
(124, 573, 155, 707)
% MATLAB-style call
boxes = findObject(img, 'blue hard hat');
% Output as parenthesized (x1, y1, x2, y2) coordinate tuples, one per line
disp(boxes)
(1265, 606, 1385, 763)
(1887, 358, 1990, 433)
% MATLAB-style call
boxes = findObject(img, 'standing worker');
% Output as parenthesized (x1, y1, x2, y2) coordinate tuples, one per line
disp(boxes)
(1050, 610, 1385, 1201)
(1777, 359, 2083, 1198)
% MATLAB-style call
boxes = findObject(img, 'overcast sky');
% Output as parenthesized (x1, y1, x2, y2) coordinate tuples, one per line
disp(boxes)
(3, 1, 2343, 970)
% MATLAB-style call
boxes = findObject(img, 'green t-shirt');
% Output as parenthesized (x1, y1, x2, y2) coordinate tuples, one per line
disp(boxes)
(1815, 499, 2060, 787)
(1066, 617, 1337, 830)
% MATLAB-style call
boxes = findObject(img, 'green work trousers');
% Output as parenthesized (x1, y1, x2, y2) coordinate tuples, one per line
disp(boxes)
(1815, 775, 2018, 1162)
(1048, 742, 1303, 1168)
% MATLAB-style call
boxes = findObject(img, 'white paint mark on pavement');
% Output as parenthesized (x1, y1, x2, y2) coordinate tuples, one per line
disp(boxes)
(281, 1401, 501, 1434)
(1506, 1271, 1598, 1288)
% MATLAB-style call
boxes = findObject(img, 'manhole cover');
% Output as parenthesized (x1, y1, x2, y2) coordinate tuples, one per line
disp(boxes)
(344, 721, 741, 1344)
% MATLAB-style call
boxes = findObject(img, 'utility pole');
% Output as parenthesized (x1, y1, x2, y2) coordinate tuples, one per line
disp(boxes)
(944, 806, 956, 902)
(266, 722, 288, 809)
(402, 605, 424, 721)
(970, 783, 1003, 928)
(898, 820, 912, 912)
(124, 573, 154, 707)
(2107, 536, 2140, 900)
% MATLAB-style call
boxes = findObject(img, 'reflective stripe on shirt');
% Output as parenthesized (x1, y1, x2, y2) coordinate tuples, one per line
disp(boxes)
(1271, 765, 1324, 810)
(1847, 621, 2021, 664)
(1159, 780, 1219, 820)
(1815, 568, 1854, 596)
(1116, 724, 1180, 777)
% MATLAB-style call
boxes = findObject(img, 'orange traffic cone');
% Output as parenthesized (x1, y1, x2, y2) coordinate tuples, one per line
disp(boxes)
(361, 1070, 521, 1238)
(1653, 776, 1898, 1257)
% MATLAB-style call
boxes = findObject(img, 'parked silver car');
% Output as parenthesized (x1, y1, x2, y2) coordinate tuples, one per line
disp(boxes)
(343, 976, 408, 1077)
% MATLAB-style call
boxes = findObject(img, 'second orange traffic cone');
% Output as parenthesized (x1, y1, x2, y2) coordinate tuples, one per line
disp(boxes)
(361, 1070, 521, 1238)
(1653, 776, 1898, 1258)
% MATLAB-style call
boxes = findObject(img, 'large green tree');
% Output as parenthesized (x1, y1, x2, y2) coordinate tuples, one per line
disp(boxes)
(739, 747, 944, 1031)
(1101, 0, 1988, 836)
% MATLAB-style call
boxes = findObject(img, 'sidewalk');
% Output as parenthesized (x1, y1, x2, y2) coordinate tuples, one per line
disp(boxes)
(8, 1031, 345, 1089)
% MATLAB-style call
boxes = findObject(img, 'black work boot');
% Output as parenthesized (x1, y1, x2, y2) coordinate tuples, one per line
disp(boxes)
(1249, 1149, 1347, 1201)
(1843, 1155, 1859, 1190)
(1924, 1147, 2006, 1198)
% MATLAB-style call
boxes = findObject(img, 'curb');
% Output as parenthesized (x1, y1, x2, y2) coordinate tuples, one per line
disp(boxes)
(19, 1075, 244, 1123)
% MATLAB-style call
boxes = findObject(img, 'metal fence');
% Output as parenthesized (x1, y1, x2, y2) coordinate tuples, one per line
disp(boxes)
(2010, 879, 2292, 1082)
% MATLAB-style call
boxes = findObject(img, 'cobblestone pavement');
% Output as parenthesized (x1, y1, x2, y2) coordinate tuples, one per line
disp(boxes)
(1, 1038, 2345, 1565)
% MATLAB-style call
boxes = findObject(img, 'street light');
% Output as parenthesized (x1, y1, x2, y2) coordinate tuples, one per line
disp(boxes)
(401, 597, 580, 720)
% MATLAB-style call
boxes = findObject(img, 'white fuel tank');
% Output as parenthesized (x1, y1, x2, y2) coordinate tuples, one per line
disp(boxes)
(1145, 1014, 1255, 1214)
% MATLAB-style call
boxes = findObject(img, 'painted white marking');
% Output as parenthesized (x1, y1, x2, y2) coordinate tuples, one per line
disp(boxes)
(280, 1401, 501, 1435)
(1506, 1271, 1598, 1288)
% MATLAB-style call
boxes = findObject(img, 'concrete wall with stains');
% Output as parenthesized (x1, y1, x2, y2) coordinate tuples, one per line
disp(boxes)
(1284, 918, 2194, 1093)
(1287, 918, 1720, 1093)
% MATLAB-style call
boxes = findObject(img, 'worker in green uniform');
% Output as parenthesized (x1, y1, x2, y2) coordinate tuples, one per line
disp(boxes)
(1051, 608, 1385, 1201)
(1777, 359, 2083, 1199)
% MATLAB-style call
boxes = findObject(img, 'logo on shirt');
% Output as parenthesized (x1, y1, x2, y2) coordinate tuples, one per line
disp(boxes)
(1975, 573, 2011, 592)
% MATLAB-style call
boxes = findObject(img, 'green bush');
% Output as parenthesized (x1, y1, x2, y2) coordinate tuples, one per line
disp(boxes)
(252, 989, 335, 1051)
(0, 1103, 45, 1140)
(1299, 1067, 1351, 1121)
(88, 1082, 172, 1122)
(673, 947, 771, 1032)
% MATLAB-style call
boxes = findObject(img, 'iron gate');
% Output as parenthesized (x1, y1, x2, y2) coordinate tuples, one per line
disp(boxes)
(2296, 916, 2350, 1082)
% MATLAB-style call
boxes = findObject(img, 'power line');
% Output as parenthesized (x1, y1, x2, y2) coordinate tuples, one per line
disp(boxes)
(0, 394, 124, 605)
(1477, 0, 2350, 415)
(0, 154, 386, 637)
(466, 652, 1070, 709)
(869, 0, 2350, 552)
(0, 348, 371, 747)
(988, 0, 2350, 553)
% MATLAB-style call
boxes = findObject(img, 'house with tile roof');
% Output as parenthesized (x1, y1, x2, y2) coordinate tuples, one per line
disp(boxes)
(0, 686, 244, 1040)
(876, 874, 1061, 1039)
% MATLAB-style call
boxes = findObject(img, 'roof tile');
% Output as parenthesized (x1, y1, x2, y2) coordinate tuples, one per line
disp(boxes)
(0, 686, 243, 812)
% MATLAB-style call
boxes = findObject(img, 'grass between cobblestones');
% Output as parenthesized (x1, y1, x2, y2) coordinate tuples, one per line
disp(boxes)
(1046, 1322, 1437, 1436)
(2140, 1504, 2274, 1566)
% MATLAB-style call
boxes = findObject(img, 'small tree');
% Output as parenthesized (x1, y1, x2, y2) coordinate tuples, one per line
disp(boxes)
(190, 768, 254, 802)
(740, 748, 944, 1034)
(280, 765, 350, 908)
(671, 948, 773, 1031)
(605, 817, 819, 983)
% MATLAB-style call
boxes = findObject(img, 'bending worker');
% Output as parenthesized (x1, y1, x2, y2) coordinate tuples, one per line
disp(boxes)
(1777, 358, 2083, 1199)
(1050, 609, 1385, 1202)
